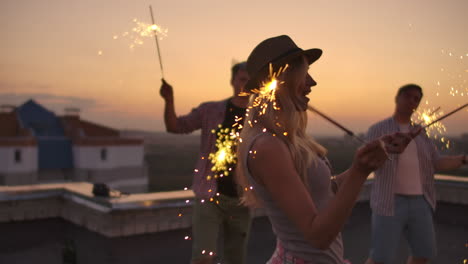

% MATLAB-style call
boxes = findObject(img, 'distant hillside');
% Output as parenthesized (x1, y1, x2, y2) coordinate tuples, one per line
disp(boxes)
(120, 129, 200, 146)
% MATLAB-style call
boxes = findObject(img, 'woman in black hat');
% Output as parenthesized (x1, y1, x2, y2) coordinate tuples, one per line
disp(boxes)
(236, 35, 389, 263)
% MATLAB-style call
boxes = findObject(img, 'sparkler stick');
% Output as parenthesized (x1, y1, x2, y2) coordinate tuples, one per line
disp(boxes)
(149, 5, 165, 78)
(307, 105, 367, 144)
(421, 103, 467, 129)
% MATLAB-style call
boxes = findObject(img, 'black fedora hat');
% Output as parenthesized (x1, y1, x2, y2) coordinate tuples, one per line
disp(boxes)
(245, 35, 322, 91)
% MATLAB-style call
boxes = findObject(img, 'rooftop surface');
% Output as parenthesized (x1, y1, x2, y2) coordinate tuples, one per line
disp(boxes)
(1, 201, 467, 264)
(1, 176, 467, 264)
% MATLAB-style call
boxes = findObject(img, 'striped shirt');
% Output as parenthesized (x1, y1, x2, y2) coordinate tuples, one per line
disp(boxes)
(172, 99, 228, 199)
(366, 117, 440, 216)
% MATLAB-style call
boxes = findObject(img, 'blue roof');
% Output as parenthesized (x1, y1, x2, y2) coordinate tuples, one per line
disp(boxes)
(17, 99, 65, 137)
(17, 99, 73, 169)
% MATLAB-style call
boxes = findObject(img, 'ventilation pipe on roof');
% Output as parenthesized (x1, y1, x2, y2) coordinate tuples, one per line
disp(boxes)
(0, 104, 16, 113)
(64, 107, 80, 117)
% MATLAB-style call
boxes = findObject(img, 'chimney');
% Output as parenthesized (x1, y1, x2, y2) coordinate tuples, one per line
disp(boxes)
(0, 104, 16, 113)
(64, 107, 80, 119)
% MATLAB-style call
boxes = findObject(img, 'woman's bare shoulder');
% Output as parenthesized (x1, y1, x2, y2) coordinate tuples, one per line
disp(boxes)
(248, 133, 291, 169)
(251, 133, 288, 153)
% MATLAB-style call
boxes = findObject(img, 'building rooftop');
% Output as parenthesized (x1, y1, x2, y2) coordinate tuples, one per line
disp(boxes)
(0, 99, 142, 145)
(0, 100, 143, 181)
(0, 202, 466, 264)
(0, 176, 467, 264)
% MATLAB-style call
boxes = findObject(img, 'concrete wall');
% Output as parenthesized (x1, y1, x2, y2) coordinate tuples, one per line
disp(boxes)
(73, 145, 143, 169)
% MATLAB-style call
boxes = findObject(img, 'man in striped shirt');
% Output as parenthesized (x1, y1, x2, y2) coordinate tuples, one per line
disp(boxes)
(365, 84, 467, 264)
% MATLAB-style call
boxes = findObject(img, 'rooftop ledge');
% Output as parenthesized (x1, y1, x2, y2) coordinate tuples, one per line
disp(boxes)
(0, 182, 195, 213)
(0, 182, 196, 237)
(0, 174, 467, 237)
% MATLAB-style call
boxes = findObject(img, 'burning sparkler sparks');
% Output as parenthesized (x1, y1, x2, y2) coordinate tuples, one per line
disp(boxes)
(436, 49, 468, 98)
(412, 105, 450, 148)
(413, 103, 468, 149)
(208, 126, 240, 178)
(112, 18, 168, 50)
(250, 64, 289, 115)
(247, 64, 369, 145)
(421, 103, 467, 129)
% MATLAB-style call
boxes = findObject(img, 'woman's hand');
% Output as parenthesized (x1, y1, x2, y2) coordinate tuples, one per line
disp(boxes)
(351, 139, 389, 176)
(381, 126, 422, 154)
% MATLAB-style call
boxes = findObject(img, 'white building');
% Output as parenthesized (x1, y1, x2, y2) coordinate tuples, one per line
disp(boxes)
(0, 100, 147, 193)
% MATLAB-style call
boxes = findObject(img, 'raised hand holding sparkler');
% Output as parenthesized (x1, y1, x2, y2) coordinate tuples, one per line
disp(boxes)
(159, 79, 173, 101)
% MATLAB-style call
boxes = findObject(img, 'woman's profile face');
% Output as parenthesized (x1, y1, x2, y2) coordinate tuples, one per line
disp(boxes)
(293, 56, 316, 111)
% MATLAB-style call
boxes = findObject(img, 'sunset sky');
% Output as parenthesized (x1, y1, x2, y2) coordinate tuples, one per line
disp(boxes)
(1, 0, 467, 137)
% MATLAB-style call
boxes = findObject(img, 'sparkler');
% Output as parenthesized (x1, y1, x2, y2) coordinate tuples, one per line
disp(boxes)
(208, 126, 240, 178)
(250, 64, 289, 115)
(412, 106, 450, 148)
(437, 50, 467, 98)
(207, 65, 290, 187)
(250, 66, 366, 143)
(307, 105, 367, 144)
(416, 106, 440, 126)
(112, 18, 167, 50)
(421, 103, 467, 129)
(149, 5, 165, 78)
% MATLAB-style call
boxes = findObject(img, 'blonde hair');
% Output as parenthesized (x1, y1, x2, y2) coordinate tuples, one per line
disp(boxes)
(236, 56, 327, 207)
